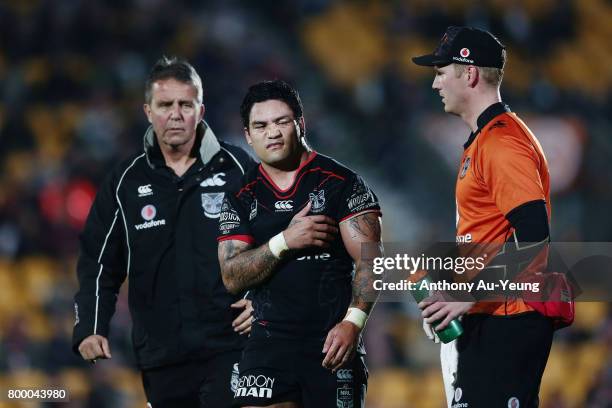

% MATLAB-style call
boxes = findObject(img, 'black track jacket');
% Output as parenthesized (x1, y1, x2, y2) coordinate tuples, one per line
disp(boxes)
(73, 122, 255, 369)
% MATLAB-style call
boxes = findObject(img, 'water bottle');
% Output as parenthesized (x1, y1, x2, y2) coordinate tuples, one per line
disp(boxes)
(411, 273, 463, 343)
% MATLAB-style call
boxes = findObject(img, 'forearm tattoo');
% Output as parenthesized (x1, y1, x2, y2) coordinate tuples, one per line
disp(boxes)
(351, 258, 378, 313)
(220, 240, 281, 292)
(347, 212, 382, 313)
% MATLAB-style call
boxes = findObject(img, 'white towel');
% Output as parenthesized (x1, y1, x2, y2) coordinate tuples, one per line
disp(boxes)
(440, 339, 458, 407)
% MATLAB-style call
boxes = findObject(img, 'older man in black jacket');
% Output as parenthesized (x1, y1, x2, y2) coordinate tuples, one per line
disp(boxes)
(73, 57, 255, 408)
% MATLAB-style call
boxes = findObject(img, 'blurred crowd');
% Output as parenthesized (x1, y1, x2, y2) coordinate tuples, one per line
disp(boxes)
(0, 0, 611, 407)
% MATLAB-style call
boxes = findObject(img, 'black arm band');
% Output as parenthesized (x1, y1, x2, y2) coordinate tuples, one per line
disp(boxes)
(470, 200, 550, 301)
(506, 199, 549, 243)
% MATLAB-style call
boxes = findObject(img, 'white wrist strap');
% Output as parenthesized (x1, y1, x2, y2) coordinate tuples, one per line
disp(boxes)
(268, 232, 289, 259)
(343, 307, 368, 330)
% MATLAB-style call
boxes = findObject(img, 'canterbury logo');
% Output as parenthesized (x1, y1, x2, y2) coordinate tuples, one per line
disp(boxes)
(274, 200, 293, 211)
(201, 173, 226, 187)
(336, 369, 353, 380)
(138, 184, 153, 197)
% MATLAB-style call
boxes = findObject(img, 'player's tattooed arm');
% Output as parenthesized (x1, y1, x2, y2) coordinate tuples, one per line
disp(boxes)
(322, 211, 382, 371)
(218, 239, 281, 294)
(347, 212, 381, 240)
(219, 202, 339, 294)
(340, 211, 383, 314)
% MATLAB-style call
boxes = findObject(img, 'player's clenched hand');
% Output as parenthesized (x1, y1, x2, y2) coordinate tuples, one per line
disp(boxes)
(283, 201, 338, 250)
(78, 334, 111, 363)
(231, 298, 254, 335)
(322, 321, 360, 372)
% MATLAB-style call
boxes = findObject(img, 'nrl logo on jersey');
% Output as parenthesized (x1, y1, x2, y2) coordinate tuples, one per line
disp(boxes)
(201, 192, 225, 219)
(309, 190, 326, 213)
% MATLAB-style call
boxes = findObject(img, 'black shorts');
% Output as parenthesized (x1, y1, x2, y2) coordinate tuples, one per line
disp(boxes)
(141, 350, 241, 408)
(451, 312, 554, 408)
(233, 339, 368, 407)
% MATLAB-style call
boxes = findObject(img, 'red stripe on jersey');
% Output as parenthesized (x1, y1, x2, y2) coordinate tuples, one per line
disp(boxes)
(217, 234, 255, 244)
(258, 151, 318, 193)
(339, 209, 382, 223)
(259, 168, 345, 199)
(318, 172, 345, 188)
(236, 180, 259, 198)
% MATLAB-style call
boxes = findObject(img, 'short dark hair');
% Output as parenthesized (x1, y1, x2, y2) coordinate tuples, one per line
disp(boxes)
(240, 80, 303, 128)
(144, 56, 203, 104)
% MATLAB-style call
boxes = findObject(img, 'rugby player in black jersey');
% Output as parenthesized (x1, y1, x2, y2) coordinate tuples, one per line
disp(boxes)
(217, 80, 383, 408)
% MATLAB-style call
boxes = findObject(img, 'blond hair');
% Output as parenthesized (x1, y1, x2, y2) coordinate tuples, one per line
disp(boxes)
(453, 51, 505, 88)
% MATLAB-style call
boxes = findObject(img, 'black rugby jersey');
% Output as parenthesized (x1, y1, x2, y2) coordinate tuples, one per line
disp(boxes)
(218, 152, 380, 341)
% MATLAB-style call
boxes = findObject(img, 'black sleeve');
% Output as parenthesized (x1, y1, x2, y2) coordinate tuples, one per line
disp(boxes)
(506, 199, 550, 243)
(336, 173, 381, 222)
(221, 142, 258, 175)
(242, 151, 258, 172)
(72, 168, 127, 354)
(217, 192, 255, 244)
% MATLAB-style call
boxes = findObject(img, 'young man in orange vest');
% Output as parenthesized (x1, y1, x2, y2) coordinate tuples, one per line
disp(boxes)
(413, 27, 557, 407)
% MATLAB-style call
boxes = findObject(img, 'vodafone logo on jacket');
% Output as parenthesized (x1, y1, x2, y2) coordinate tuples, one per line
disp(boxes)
(141, 205, 157, 220)
(135, 204, 166, 230)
